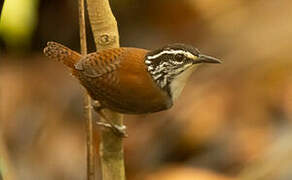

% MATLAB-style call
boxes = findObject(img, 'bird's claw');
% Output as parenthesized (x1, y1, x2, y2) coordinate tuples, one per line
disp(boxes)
(96, 121, 128, 138)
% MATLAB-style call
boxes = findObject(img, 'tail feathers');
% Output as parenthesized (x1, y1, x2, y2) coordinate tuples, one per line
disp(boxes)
(43, 42, 81, 68)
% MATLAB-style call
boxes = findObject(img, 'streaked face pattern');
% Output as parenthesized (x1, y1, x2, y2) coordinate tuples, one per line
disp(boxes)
(145, 44, 200, 89)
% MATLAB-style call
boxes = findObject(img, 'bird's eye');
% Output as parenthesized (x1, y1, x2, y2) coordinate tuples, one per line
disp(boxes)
(175, 54, 184, 61)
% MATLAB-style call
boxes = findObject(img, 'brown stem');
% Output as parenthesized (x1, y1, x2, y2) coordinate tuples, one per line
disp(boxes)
(86, 0, 125, 179)
(78, 0, 96, 179)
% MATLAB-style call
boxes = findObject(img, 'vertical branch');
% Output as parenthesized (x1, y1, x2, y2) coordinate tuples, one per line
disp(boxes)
(86, 0, 119, 49)
(79, 0, 87, 55)
(86, 0, 125, 180)
(78, 0, 96, 179)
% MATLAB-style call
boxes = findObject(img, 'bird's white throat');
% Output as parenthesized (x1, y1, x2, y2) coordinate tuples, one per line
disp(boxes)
(169, 65, 197, 101)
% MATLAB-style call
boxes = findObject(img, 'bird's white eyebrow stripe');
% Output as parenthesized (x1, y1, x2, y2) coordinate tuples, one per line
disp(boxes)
(145, 60, 152, 64)
(147, 50, 195, 59)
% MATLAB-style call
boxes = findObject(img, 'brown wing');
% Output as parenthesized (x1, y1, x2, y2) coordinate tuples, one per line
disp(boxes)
(74, 48, 123, 78)
(73, 48, 126, 107)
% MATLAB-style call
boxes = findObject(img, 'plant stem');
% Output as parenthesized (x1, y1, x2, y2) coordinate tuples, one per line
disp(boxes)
(86, 0, 125, 179)
(78, 0, 96, 179)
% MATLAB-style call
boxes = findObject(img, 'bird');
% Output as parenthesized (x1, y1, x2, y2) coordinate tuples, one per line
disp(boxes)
(44, 42, 221, 135)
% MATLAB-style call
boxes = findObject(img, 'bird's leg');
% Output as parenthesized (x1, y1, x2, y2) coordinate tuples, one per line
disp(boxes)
(92, 101, 128, 137)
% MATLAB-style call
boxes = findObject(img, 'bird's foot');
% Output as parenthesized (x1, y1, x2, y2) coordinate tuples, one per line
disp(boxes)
(96, 121, 128, 138)
(92, 100, 128, 138)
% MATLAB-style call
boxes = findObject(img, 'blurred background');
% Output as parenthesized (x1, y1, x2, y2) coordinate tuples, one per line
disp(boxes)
(1, 0, 292, 179)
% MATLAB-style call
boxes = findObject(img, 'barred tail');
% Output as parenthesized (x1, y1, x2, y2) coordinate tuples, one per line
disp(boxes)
(43, 41, 81, 69)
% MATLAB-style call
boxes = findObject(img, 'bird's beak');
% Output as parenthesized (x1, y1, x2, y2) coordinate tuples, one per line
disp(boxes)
(195, 54, 222, 64)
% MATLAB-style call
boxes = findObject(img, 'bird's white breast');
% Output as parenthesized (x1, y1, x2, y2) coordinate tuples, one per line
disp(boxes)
(169, 66, 197, 101)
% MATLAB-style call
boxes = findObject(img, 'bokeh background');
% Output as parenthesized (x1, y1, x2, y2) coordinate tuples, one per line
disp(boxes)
(1, 0, 292, 179)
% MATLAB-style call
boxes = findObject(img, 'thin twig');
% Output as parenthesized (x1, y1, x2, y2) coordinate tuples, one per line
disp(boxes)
(78, 0, 96, 179)
(86, 0, 125, 179)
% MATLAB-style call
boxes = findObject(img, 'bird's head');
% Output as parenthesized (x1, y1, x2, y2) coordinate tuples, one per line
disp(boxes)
(145, 43, 222, 100)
